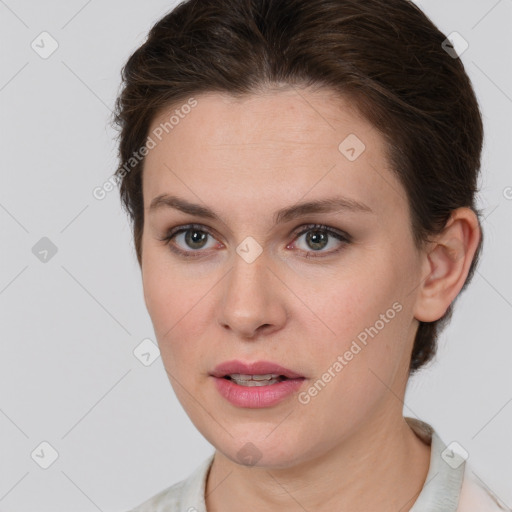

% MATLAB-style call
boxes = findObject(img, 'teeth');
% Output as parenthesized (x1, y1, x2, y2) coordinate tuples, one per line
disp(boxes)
(231, 378, 280, 387)
(227, 373, 283, 386)
(230, 373, 281, 381)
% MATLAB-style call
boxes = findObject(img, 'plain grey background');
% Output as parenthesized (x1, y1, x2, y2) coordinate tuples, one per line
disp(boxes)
(1, 1, 511, 510)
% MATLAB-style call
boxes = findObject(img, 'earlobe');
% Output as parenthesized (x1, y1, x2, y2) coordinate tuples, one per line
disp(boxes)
(414, 208, 481, 323)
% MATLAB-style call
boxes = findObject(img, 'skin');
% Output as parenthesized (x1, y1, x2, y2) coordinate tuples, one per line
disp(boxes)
(140, 85, 481, 512)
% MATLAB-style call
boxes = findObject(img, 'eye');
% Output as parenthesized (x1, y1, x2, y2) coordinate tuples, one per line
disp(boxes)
(288, 224, 350, 259)
(158, 223, 351, 259)
(158, 223, 220, 258)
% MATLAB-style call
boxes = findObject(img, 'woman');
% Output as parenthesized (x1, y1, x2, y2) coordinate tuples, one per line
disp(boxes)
(114, 0, 506, 510)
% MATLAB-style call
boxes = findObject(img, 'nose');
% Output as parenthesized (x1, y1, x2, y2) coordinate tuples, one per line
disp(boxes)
(216, 249, 288, 339)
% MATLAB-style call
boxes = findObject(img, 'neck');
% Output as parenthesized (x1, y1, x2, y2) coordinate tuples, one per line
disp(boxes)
(205, 412, 431, 512)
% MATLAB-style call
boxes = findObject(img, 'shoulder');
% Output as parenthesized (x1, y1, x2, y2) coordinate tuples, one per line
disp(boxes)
(404, 417, 510, 512)
(126, 454, 214, 512)
(457, 466, 511, 512)
(127, 480, 185, 512)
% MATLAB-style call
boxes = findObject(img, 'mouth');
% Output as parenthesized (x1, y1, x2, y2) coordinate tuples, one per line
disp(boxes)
(210, 359, 305, 381)
(222, 373, 291, 386)
(209, 360, 306, 408)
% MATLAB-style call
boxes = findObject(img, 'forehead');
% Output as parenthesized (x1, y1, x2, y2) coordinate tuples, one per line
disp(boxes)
(142, 88, 406, 218)
(146, 87, 376, 155)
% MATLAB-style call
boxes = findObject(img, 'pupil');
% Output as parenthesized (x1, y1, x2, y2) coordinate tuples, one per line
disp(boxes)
(307, 230, 327, 250)
(186, 230, 207, 249)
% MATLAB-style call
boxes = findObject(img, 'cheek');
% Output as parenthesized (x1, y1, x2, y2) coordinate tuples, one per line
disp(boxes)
(295, 273, 410, 426)
(300, 253, 412, 367)
(141, 250, 210, 366)
(142, 267, 172, 330)
(142, 246, 183, 341)
(142, 236, 185, 315)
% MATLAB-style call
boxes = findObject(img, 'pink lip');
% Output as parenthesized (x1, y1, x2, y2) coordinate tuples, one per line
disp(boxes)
(210, 360, 304, 379)
(210, 360, 306, 408)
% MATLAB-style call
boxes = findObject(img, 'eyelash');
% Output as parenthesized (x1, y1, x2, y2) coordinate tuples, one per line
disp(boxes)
(158, 223, 351, 260)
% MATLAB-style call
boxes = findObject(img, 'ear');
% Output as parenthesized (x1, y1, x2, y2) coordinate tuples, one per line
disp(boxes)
(414, 207, 481, 323)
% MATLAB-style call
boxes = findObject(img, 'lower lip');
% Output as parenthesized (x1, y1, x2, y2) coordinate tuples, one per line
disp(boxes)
(212, 376, 306, 408)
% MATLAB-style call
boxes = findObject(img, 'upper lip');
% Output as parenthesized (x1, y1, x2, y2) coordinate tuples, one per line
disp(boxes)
(210, 360, 305, 379)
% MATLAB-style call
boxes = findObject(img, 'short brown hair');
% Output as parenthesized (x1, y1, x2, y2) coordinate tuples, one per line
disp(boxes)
(113, 0, 484, 375)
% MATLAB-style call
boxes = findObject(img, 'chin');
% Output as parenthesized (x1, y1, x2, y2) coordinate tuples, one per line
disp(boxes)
(211, 431, 308, 469)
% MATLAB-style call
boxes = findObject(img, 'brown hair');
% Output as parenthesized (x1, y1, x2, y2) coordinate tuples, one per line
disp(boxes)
(113, 0, 484, 375)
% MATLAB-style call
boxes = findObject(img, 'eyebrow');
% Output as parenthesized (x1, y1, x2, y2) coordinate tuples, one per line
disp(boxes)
(149, 193, 374, 224)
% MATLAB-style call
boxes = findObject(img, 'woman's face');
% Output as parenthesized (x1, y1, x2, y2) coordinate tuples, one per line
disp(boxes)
(141, 87, 426, 467)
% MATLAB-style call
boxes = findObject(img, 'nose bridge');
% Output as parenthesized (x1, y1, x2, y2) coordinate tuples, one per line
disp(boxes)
(217, 244, 285, 337)
(226, 247, 269, 311)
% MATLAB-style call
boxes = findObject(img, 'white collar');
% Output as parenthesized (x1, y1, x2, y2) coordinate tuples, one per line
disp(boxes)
(176, 417, 466, 512)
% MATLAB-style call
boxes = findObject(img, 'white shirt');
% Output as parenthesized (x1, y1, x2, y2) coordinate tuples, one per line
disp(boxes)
(128, 417, 509, 511)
